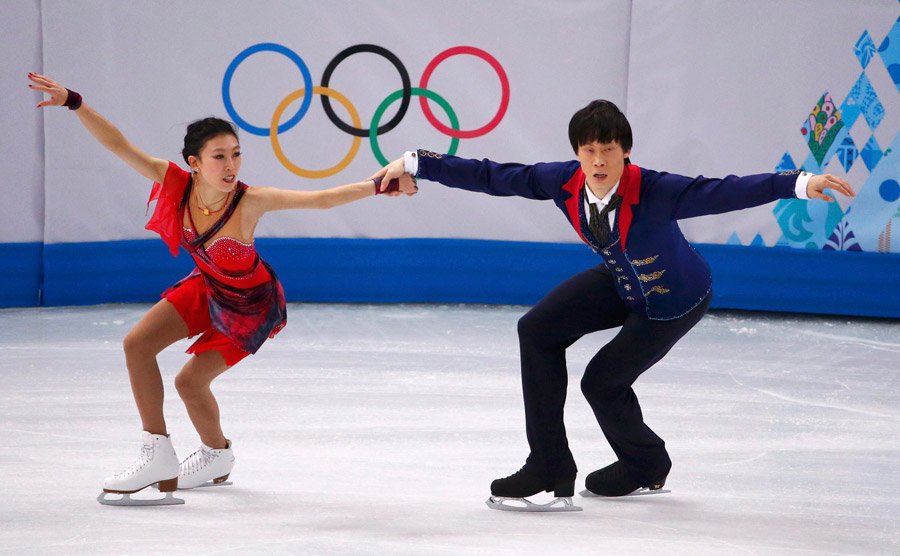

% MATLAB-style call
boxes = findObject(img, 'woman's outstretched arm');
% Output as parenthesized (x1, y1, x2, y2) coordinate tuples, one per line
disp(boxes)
(242, 174, 417, 219)
(28, 73, 169, 184)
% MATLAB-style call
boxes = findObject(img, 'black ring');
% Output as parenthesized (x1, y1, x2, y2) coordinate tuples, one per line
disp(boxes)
(320, 44, 412, 138)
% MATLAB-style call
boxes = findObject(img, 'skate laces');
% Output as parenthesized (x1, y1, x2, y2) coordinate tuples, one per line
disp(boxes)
(114, 442, 154, 479)
(181, 446, 216, 476)
(502, 467, 531, 481)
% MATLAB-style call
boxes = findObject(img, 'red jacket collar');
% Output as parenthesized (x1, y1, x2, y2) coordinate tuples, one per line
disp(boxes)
(562, 164, 641, 250)
(617, 163, 641, 250)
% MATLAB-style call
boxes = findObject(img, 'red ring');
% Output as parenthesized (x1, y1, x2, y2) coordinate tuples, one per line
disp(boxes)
(418, 46, 510, 139)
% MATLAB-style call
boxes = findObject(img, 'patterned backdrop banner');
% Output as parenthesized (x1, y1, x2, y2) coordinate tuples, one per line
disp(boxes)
(628, 0, 900, 255)
(773, 18, 900, 253)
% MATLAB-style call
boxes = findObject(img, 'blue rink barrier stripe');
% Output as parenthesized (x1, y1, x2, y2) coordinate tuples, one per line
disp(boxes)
(0, 242, 43, 307)
(41, 240, 195, 306)
(4, 238, 899, 318)
(695, 244, 900, 317)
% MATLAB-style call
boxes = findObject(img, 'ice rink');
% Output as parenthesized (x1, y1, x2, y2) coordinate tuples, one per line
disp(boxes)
(1, 302, 898, 555)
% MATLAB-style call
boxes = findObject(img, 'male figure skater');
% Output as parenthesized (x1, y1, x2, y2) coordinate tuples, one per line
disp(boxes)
(377, 100, 854, 511)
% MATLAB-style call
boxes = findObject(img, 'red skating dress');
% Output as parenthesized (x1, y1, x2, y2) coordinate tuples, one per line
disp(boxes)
(145, 162, 286, 365)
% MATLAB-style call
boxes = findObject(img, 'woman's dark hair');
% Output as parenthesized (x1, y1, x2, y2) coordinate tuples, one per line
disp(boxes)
(182, 117, 239, 165)
(568, 100, 633, 157)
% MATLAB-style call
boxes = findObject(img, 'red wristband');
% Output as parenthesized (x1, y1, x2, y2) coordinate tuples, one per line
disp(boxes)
(373, 176, 400, 195)
(63, 88, 82, 111)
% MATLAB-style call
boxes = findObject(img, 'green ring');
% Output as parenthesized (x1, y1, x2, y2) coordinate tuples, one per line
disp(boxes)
(370, 87, 460, 166)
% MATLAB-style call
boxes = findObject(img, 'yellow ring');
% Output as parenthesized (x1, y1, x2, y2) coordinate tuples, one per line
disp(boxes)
(270, 86, 362, 178)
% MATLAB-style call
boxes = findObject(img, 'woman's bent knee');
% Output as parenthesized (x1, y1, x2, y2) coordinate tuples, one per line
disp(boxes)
(174, 371, 204, 400)
(123, 329, 158, 360)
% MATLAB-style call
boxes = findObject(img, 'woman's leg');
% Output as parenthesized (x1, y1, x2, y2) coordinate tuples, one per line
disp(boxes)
(174, 350, 231, 449)
(121, 299, 190, 435)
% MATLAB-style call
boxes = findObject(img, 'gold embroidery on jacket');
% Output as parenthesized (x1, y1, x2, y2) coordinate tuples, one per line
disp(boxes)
(631, 255, 659, 267)
(418, 149, 442, 159)
(648, 286, 670, 295)
(638, 270, 666, 282)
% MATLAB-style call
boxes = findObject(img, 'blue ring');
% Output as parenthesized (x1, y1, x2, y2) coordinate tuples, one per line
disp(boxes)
(222, 43, 313, 136)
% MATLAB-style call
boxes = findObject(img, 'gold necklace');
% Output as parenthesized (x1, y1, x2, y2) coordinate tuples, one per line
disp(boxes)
(195, 187, 230, 216)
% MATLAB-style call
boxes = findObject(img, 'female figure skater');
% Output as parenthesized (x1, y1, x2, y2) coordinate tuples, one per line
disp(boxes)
(28, 73, 416, 505)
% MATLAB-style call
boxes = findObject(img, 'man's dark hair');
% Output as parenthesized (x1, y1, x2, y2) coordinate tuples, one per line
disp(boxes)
(568, 100, 633, 157)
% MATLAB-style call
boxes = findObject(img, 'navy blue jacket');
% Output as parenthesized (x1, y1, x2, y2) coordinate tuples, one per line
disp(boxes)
(415, 149, 800, 320)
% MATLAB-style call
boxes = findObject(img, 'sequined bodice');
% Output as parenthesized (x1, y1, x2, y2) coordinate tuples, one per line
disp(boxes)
(183, 227, 256, 272)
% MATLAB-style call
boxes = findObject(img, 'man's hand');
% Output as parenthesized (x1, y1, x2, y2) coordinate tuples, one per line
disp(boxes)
(370, 157, 407, 193)
(807, 174, 855, 202)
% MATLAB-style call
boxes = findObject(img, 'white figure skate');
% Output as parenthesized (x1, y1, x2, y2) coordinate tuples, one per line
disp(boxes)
(178, 439, 234, 489)
(97, 431, 184, 506)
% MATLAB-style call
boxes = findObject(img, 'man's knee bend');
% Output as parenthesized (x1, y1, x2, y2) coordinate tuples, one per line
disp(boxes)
(517, 310, 547, 341)
(581, 374, 621, 403)
(580, 374, 602, 399)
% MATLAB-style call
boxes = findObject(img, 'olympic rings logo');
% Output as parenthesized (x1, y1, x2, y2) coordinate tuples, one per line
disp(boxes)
(222, 43, 510, 178)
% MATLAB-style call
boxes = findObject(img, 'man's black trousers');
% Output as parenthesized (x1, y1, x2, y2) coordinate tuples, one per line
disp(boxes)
(518, 264, 711, 483)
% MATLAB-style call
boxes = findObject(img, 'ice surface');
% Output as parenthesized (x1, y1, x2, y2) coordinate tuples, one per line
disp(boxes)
(1, 303, 898, 555)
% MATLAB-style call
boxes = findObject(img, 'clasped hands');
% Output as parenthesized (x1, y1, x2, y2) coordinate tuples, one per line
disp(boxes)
(370, 157, 415, 197)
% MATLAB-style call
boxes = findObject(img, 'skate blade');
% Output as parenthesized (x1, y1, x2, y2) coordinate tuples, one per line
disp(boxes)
(486, 496, 582, 512)
(97, 490, 185, 506)
(579, 487, 670, 498)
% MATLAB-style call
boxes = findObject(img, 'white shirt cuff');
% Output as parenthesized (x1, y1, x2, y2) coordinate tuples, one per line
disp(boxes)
(404, 151, 418, 175)
(795, 171, 813, 200)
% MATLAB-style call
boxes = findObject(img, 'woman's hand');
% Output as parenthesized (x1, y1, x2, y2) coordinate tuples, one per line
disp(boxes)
(28, 73, 70, 108)
(28, 72, 168, 183)
(396, 173, 418, 196)
(369, 157, 407, 193)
